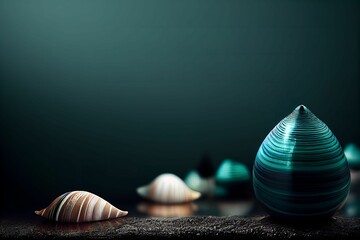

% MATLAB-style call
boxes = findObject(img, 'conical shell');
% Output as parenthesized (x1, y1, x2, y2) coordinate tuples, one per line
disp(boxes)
(215, 159, 251, 197)
(137, 173, 201, 204)
(253, 105, 351, 220)
(35, 191, 128, 223)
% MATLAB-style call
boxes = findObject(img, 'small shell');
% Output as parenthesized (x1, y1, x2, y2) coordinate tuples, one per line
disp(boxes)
(215, 159, 251, 197)
(184, 170, 216, 196)
(137, 173, 201, 204)
(35, 191, 128, 223)
(215, 159, 251, 184)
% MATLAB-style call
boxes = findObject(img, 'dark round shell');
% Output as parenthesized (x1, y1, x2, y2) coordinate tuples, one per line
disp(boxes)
(253, 105, 350, 220)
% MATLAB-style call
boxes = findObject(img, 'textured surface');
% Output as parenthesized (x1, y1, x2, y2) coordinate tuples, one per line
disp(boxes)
(253, 105, 351, 219)
(0, 216, 359, 239)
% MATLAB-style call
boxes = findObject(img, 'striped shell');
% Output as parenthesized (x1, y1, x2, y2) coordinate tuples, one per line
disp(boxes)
(215, 159, 250, 184)
(253, 105, 351, 220)
(35, 191, 128, 223)
(137, 173, 201, 204)
(215, 159, 251, 197)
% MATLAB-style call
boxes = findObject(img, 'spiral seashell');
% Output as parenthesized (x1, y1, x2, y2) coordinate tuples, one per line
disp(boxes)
(253, 105, 351, 220)
(344, 143, 360, 170)
(184, 170, 216, 196)
(35, 191, 128, 223)
(137, 173, 201, 204)
(215, 159, 251, 197)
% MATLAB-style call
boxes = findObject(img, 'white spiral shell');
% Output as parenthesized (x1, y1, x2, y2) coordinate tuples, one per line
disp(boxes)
(137, 173, 201, 204)
(35, 191, 128, 223)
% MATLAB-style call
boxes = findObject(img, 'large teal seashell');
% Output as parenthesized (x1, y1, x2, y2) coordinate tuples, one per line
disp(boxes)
(215, 159, 251, 197)
(253, 105, 351, 220)
(344, 143, 360, 170)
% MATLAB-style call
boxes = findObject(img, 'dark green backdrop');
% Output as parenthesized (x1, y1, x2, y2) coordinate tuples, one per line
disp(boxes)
(1, 0, 359, 210)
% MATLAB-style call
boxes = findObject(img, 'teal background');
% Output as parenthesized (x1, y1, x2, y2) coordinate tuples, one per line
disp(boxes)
(0, 0, 359, 209)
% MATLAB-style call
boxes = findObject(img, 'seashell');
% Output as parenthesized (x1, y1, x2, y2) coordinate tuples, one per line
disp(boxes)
(215, 159, 251, 197)
(35, 191, 128, 223)
(253, 105, 351, 220)
(184, 170, 216, 196)
(344, 143, 360, 170)
(216, 159, 250, 184)
(137, 173, 201, 204)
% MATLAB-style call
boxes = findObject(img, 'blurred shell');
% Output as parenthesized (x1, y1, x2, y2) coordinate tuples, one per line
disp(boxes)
(35, 191, 128, 223)
(137, 173, 201, 204)
(344, 143, 360, 170)
(215, 159, 250, 184)
(184, 170, 215, 196)
(253, 105, 351, 220)
(215, 159, 251, 197)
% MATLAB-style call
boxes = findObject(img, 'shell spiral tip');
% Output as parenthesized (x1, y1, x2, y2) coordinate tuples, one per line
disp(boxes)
(296, 104, 306, 112)
(34, 210, 42, 216)
(122, 211, 129, 216)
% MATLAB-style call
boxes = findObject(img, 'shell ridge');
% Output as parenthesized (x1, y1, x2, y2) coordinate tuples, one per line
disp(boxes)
(76, 192, 88, 222)
(55, 192, 73, 221)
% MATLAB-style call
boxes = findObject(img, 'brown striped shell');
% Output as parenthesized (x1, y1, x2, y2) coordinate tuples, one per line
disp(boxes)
(35, 191, 128, 223)
(137, 173, 201, 204)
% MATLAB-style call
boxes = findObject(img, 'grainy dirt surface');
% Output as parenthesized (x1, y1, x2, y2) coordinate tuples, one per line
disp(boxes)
(0, 216, 359, 239)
